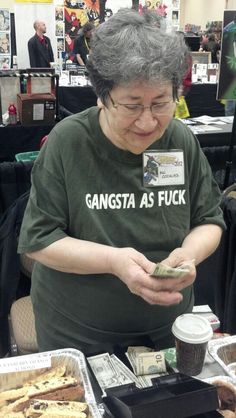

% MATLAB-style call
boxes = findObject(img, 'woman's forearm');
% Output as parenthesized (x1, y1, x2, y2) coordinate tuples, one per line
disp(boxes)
(181, 224, 223, 265)
(26, 237, 117, 275)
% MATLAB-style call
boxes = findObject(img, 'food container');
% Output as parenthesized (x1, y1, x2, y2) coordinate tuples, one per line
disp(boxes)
(0, 348, 103, 417)
(208, 335, 236, 382)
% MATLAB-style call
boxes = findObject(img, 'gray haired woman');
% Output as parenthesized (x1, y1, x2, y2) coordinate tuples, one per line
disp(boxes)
(18, 9, 224, 355)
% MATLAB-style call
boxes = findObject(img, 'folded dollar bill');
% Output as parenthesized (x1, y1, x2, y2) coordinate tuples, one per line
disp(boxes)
(151, 262, 190, 278)
(126, 346, 166, 376)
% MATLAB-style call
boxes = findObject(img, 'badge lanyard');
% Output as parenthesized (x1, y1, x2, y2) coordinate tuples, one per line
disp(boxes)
(84, 37, 90, 53)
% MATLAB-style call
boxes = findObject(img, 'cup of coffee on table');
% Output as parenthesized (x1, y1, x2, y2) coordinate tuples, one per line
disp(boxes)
(172, 313, 213, 376)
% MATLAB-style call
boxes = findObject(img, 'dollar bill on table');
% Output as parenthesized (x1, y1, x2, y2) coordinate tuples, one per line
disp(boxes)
(126, 346, 166, 376)
(111, 353, 165, 389)
(87, 352, 143, 394)
(151, 262, 190, 278)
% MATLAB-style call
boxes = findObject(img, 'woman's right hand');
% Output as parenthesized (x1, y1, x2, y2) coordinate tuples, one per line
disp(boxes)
(108, 247, 183, 306)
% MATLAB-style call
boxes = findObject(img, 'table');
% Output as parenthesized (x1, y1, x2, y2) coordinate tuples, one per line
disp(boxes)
(58, 85, 97, 114)
(0, 123, 54, 163)
(185, 83, 225, 118)
(58, 83, 225, 118)
(195, 123, 232, 147)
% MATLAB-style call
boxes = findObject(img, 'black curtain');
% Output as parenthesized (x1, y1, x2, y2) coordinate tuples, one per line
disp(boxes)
(10, 13, 16, 68)
(99, 0, 106, 23)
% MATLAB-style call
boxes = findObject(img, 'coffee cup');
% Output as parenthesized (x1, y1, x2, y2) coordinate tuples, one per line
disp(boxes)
(172, 313, 213, 376)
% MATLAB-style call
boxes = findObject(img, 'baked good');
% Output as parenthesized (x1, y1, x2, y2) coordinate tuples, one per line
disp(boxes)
(5, 396, 30, 413)
(213, 379, 236, 412)
(36, 413, 87, 418)
(0, 368, 69, 404)
(34, 384, 84, 402)
(0, 413, 25, 418)
(27, 376, 78, 398)
(219, 410, 236, 418)
(25, 399, 88, 417)
(0, 387, 28, 403)
(0, 366, 88, 417)
(27, 367, 67, 385)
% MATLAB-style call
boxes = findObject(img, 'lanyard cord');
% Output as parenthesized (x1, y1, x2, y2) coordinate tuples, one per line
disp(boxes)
(84, 36, 89, 52)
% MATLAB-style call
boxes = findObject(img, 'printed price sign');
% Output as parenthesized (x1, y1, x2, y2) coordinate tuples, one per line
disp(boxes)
(0, 354, 51, 373)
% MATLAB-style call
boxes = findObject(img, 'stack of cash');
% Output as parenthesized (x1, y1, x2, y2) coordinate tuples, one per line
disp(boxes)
(88, 347, 168, 393)
(151, 262, 190, 278)
(126, 346, 166, 376)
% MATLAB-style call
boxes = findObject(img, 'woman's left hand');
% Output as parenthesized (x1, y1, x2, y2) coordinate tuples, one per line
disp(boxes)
(159, 247, 197, 291)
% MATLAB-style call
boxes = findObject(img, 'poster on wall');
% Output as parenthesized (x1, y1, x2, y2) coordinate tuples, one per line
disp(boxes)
(15, 0, 53, 3)
(141, 0, 180, 32)
(0, 8, 11, 69)
(63, 0, 99, 61)
(217, 10, 236, 100)
(0, 9, 10, 31)
(55, 5, 65, 59)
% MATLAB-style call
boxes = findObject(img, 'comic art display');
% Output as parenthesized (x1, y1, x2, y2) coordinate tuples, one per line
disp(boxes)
(0, 8, 10, 69)
(217, 10, 236, 100)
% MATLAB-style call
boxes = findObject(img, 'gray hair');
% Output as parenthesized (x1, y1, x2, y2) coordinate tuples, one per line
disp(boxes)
(87, 8, 190, 104)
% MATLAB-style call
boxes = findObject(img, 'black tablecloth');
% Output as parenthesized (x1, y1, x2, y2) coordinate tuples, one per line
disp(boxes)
(58, 83, 225, 118)
(0, 124, 54, 163)
(196, 124, 232, 147)
(58, 85, 97, 114)
(185, 83, 225, 117)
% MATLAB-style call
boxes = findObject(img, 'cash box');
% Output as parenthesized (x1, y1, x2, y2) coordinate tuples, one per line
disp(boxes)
(17, 93, 56, 126)
(102, 373, 220, 418)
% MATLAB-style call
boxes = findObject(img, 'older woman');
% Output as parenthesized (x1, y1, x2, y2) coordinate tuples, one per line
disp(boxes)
(18, 9, 225, 354)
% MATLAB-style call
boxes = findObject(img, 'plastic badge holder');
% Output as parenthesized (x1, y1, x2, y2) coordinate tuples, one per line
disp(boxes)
(102, 373, 220, 418)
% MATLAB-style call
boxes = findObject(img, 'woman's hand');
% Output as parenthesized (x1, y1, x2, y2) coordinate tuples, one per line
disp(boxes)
(109, 247, 194, 306)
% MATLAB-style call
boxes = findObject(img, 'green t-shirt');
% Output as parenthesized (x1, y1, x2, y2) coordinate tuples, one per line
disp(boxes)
(18, 107, 225, 349)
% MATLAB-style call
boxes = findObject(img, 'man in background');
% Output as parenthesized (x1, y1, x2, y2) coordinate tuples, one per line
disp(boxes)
(28, 20, 54, 68)
(73, 21, 94, 66)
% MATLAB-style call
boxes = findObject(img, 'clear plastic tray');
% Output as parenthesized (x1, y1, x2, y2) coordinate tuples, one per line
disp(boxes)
(208, 335, 236, 382)
(0, 348, 103, 417)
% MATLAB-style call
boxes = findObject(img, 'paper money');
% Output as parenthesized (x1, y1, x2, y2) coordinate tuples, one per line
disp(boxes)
(88, 352, 142, 392)
(110, 355, 142, 388)
(87, 352, 121, 392)
(151, 262, 190, 278)
(126, 346, 166, 376)
(134, 352, 166, 376)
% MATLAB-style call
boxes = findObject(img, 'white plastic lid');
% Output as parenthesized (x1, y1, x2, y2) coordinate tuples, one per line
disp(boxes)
(172, 313, 213, 344)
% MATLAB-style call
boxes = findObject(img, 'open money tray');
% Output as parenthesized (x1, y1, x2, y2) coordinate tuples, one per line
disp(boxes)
(102, 373, 220, 418)
(0, 348, 102, 418)
(208, 335, 236, 381)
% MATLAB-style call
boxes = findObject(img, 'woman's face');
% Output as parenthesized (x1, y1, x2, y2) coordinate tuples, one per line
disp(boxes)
(99, 81, 176, 155)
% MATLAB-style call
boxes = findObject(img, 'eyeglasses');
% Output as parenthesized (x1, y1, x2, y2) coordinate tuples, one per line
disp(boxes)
(108, 93, 175, 117)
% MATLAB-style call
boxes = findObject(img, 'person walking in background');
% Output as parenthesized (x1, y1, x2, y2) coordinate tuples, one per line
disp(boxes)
(202, 33, 220, 63)
(28, 20, 54, 68)
(73, 21, 94, 66)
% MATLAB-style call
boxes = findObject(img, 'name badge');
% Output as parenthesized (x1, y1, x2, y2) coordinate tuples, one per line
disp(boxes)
(143, 150, 185, 187)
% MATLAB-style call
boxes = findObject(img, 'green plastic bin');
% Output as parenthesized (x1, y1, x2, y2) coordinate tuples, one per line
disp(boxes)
(15, 151, 40, 162)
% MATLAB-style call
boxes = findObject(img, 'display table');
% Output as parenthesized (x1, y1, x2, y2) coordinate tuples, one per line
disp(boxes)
(185, 83, 225, 118)
(57, 83, 225, 118)
(0, 123, 54, 163)
(58, 85, 97, 114)
(195, 123, 232, 147)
